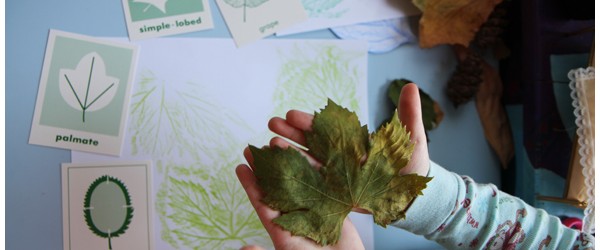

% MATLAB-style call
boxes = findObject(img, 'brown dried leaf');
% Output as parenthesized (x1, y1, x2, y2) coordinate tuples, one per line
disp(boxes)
(416, 0, 503, 48)
(475, 59, 514, 169)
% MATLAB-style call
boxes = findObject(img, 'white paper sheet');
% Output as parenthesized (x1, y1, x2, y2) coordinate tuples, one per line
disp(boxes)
(72, 37, 373, 249)
(277, 0, 420, 36)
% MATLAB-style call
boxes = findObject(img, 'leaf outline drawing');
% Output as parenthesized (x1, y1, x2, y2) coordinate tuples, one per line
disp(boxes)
(59, 52, 119, 123)
(302, 0, 347, 18)
(272, 43, 362, 117)
(156, 163, 269, 249)
(84, 175, 134, 250)
(132, 0, 168, 13)
(223, 0, 269, 22)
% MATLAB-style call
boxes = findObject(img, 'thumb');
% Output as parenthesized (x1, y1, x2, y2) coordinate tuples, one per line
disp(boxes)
(397, 83, 429, 176)
(239, 246, 265, 250)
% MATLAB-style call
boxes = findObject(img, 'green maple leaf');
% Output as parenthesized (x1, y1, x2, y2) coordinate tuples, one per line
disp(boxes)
(249, 100, 432, 246)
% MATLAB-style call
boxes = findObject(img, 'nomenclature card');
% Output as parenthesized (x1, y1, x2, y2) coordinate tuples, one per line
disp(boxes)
(122, 0, 214, 40)
(29, 30, 139, 156)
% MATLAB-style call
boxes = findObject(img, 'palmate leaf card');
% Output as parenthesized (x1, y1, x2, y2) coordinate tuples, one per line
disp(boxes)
(250, 100, 431, 245)
(59, 52, 119, 123)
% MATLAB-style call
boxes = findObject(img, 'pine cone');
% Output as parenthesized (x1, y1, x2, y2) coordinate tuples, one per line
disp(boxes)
(474, 1, 509, 48)
(446, 50, 483, 107)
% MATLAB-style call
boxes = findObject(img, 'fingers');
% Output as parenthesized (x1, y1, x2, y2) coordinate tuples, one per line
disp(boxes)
(235, 164, 280, 227)
(243, 147, 254, 169)
(268, 110, 314, 146)
(266, 110, 323, 168)
(285, 110, 314, 131)
(397, 83, 426, 145)
(239, 245, 265, 250)
(397, 83, 430, 176)
(269, 137, 322, 168)
(339, 217, 362, 247)
(268, 117, 306, 146)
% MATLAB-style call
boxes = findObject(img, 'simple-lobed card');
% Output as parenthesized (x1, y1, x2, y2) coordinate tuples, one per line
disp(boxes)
(216, 0, 307, 47)
(29, 30, 139, 156)
(122, 0, 214, 40)
(62, 161, 154, 250)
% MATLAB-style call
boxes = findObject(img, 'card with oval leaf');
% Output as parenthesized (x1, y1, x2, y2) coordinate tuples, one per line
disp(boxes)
(62, 161, 153, 250)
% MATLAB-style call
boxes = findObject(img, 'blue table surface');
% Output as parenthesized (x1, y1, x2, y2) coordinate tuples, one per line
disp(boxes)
(6, 1, 501, 249)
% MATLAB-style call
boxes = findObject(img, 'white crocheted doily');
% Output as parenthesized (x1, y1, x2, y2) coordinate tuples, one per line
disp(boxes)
(568, 67, 595, 234)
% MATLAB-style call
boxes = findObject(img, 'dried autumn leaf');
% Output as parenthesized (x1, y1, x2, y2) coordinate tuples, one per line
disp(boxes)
(475, 60, 514, 169)
(415, 0, 503, 48)
(249, 100, 431, 246)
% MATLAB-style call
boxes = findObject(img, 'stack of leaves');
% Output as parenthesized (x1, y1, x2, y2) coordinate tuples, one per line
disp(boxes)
(412, 0, 514, 169)
(446, 47, 484, 107)
(249, 100, 432, 246)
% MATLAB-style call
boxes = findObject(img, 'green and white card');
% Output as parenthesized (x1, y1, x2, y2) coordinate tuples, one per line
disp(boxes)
(122, 0, 214, 40)
(62, 161, 153, 250)
(216, 0, 307, 46)
(29, 30, 139, 156)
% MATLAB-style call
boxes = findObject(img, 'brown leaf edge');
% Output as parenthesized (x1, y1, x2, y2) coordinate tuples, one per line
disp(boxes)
(475, 55, 515, 169)
(416, 0, 504, 48)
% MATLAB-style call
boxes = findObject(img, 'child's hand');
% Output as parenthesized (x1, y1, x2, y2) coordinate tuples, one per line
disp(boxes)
(236, 151, 364, 250)
(266, 83, 430, 177)
(235, 83, 429, 249)
(395, 83, 430, 177)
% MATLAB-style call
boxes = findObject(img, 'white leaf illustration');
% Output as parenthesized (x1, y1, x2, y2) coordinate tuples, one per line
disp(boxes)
(59, 52, 120, 123)
(134, 0, 168, 13)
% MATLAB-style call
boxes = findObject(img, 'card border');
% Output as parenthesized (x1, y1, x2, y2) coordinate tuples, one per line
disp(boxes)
(61, 160, 154, 250)
(29, 29, 139, 156)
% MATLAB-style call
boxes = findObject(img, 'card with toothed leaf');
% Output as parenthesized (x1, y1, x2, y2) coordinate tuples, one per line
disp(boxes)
(61, 161, 153, 250)
(215, 0, 307, 47)
(29, 30, 139, 156)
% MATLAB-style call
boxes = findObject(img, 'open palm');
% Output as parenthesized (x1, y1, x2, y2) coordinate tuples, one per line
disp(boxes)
(236, 83, 430, 249)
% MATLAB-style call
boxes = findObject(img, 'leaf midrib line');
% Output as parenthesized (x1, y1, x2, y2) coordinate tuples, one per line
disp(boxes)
(334, 118, 355, 203)
(84, 56, 95, 110)
(280, 174, 350, 207)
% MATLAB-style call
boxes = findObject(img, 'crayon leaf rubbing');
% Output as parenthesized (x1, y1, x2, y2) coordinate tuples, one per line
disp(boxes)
(250, 100, 432, 246)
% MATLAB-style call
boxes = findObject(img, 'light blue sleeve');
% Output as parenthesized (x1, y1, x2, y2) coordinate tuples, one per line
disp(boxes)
(391, 161, 595, 249)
